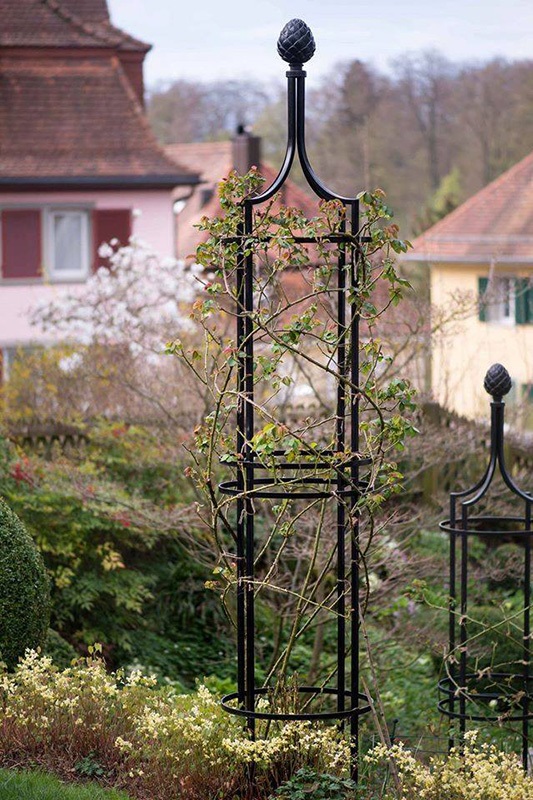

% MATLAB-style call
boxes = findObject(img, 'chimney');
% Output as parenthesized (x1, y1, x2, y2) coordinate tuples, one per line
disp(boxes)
(232, 125, 261, 175)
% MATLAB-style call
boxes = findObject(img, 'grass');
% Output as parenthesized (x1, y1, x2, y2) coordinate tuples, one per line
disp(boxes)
(0, 768, 132, 800)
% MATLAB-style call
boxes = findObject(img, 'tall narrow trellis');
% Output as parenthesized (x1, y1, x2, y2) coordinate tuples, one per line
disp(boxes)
(438, 363, 533, 769)
(218, 19, 371, 771)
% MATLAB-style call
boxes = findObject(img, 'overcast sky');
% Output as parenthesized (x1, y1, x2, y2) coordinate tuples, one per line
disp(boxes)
(109, 0, 533, 89)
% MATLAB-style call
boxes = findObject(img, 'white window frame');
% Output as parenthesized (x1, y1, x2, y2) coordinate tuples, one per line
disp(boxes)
(486, 276, 516, 326)
(45, 209, 90, 282)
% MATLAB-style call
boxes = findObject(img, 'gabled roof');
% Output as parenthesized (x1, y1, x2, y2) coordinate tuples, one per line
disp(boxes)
(407, 151, 533, 264)
(165, 141, 319, 259)
(0, 0, 198, 188)
(0, 55, 197, 187)
(0, 0, 149, 52)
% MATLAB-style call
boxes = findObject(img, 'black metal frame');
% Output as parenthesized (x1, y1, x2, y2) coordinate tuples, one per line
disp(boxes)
(438, 363, 533, 769)
(219, 19, 371, 771)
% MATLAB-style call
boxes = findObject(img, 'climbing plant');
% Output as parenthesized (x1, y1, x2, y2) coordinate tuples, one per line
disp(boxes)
(168, 169, 417, 695)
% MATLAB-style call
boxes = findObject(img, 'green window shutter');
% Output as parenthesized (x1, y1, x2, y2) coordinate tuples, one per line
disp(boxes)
(527, 283, 533, 324)
(515, 278, 529, 325)
(478, 277, 488, 322)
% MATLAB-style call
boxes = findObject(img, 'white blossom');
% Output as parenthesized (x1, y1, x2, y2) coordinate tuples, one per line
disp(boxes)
(30, 237, 201, 353)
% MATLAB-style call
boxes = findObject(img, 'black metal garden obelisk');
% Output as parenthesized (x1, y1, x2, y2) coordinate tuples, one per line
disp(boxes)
(439, 363, 533, 770)
(218, 19, 371, 776)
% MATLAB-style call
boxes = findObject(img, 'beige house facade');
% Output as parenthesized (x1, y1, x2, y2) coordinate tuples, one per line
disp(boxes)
(406, 152, 533, 426)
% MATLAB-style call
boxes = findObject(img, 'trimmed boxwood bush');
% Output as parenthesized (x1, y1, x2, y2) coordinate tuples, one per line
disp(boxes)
(0, 498, 50, 669)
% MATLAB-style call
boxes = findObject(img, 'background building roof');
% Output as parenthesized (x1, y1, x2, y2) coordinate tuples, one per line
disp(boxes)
(166, 139, 319, 259)
(407, 151, 533, 264)
(0, 0, 198, 188)
(0, 0, 148, 51)
(0, 55, 196, 184)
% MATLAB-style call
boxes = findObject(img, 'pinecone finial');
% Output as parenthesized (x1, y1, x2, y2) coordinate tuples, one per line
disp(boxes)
(484, 363, 512, 400)
(277, 19, 316, 65)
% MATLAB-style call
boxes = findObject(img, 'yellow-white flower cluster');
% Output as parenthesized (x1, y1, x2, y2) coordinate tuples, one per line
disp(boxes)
(221, 721, 350, 770)
(0, 650, 350, 788)
(366, 731, 533, 800)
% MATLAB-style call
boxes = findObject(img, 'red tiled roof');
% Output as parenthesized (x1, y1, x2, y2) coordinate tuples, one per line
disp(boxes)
(165, 141, 320, 259)
(59, 0, 111, 22)
(0, 55, 197, 185)
(166, 141, 231, 180)
(408, 151, 533, 264)
(0, 0, 149, 52)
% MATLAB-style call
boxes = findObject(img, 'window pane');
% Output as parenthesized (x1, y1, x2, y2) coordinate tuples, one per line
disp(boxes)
(501, 278, 512, 317)
(486, 276, 515, 323)
(54, 213, 83, 273)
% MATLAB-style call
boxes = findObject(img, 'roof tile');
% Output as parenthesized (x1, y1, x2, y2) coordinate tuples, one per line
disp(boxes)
(0, 55, 196, 182)
(408, 151, 533, 263)
(0, 0, 149, 52)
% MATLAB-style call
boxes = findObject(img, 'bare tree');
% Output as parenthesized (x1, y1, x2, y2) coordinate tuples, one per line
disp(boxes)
(148, 79, 273, 144)
(393, 51, 455, 192)
(455, 59, 530, 187)
(338, 60, 383, 188)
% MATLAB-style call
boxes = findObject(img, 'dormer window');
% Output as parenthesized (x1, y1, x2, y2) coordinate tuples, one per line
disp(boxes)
(46, 209, 90, 281)
(200, 187, 214, 207)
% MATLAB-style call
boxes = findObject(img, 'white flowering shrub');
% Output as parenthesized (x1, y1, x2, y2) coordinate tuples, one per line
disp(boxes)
(31, 238, 202, 353)
(366, 731, 533, 800)
(4, 239, 209, 427)
(2, 656, 533, 799)
(0, 652, 350, 800)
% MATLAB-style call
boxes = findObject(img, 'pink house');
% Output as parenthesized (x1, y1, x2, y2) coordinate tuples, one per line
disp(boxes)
(0, 0, 198, 365)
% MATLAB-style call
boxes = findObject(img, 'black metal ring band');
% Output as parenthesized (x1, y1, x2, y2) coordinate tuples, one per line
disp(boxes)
(438, 673, 533, 722)
(438, 699, 533, 723)
(221, 686, 371, 721)
(219, 450, 372, 471)
(219, 477, 364, 499)
(238, 456, 373, 471)
(440, 516, 532, 537)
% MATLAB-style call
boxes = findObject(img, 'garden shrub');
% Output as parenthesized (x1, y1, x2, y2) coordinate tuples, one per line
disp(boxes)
(0, 652, 350, 800)
(125, 628, 233, 688)
(0, 434, 231, 680)
(367, 732, 533, 799)
(2, 653, 533, 800)
(270, 767, 357, 799)
(0, 498, 50, 669)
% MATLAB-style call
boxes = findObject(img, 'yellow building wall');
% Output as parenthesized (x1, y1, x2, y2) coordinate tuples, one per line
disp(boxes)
(431, 262, 533, 420)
